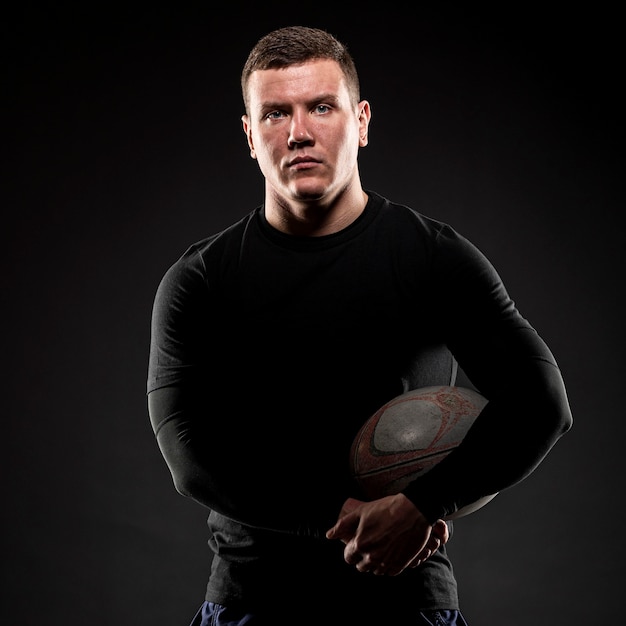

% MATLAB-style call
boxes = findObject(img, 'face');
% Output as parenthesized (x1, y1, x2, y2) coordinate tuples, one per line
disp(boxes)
(242, 59, 370, 206)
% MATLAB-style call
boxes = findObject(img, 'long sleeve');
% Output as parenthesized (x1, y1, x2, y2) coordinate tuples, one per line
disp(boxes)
(402, 228, 573, 522)
(146, 239, 346, 535)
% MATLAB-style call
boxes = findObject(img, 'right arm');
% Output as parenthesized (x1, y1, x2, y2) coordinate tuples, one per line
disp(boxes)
(147, 255, 331, 536)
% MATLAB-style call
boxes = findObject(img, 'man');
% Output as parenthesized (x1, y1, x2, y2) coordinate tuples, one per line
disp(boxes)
(147, 25, 572, 626)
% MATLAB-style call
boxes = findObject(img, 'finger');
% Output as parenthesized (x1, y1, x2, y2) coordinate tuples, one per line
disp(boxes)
(327, 498, 364, 539)
(407, 543, 435, 569)
(326, 511, 358, 540)
(325, 525, 338, 540)
(432, 520, 449, 544)
(326, 519, 348, 540)
(343, 540, 365, 566)
(354, 554, 376, 573)
(371, 562, 387, 576)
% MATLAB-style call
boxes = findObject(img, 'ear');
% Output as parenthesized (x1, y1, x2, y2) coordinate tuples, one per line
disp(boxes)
(357, 100, 372, 147)
(241, 114, 257, 159)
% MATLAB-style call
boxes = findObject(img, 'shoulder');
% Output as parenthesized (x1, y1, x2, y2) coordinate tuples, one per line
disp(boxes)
(166, 209, 260, 275)
(153, 209, 260, 303)
(368, 190, 462, 239)
(367, 190, 480, 259)
(188, 209, 259, 262)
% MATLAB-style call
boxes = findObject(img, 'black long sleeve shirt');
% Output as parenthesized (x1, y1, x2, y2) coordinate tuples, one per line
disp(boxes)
(147, 190, 572, 610)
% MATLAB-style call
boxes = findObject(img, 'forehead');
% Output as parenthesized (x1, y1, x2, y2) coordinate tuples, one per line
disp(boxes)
(246, 58, 350, 108)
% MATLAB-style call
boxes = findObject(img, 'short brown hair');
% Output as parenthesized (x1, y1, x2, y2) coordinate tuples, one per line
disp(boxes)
(241, 26, 361, 113)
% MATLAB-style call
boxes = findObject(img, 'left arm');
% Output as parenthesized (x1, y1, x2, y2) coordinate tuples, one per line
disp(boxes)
(402, 231, 573, 523)
(327, 225, 572, 570)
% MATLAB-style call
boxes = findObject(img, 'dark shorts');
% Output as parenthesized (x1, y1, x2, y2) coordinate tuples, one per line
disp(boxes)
(189, 601, 469, 626)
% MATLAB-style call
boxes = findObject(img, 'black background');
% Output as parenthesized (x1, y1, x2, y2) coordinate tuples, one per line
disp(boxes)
(5, 5, 624, 625)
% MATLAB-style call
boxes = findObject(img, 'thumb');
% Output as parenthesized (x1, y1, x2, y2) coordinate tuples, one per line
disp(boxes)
(432, 519, 450, 544)
(326, 509, 359, 541)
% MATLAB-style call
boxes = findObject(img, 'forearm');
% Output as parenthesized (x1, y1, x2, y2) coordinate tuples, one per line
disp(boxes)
(403, 356, 572, 522)
(148, 386, 331, 536)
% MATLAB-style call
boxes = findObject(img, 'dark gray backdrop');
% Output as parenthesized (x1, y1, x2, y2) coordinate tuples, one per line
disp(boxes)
(5, 6, 624, 625)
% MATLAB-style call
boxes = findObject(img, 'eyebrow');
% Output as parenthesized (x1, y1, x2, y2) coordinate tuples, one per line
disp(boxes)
(260, 93, 342, 111)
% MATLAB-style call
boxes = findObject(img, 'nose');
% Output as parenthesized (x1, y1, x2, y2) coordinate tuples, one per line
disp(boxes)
(288, 112, 313, 148)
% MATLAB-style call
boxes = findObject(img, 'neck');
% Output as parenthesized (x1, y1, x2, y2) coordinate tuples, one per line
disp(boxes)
(264, 185, 368, 237)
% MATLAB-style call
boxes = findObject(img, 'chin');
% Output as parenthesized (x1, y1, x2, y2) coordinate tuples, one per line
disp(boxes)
(290, 182, 330, 202)
(294, 191, 326, 202)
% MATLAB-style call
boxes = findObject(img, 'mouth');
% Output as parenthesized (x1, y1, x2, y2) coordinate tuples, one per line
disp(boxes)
(288, 156, 321, 170)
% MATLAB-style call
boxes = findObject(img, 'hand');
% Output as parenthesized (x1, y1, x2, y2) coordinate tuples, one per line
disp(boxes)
(325, 494, 449, 576)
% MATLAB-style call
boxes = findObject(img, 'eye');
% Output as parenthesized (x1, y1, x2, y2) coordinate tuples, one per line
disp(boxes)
(314, 104, 331, 114)
(265, 110, 285, 120)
